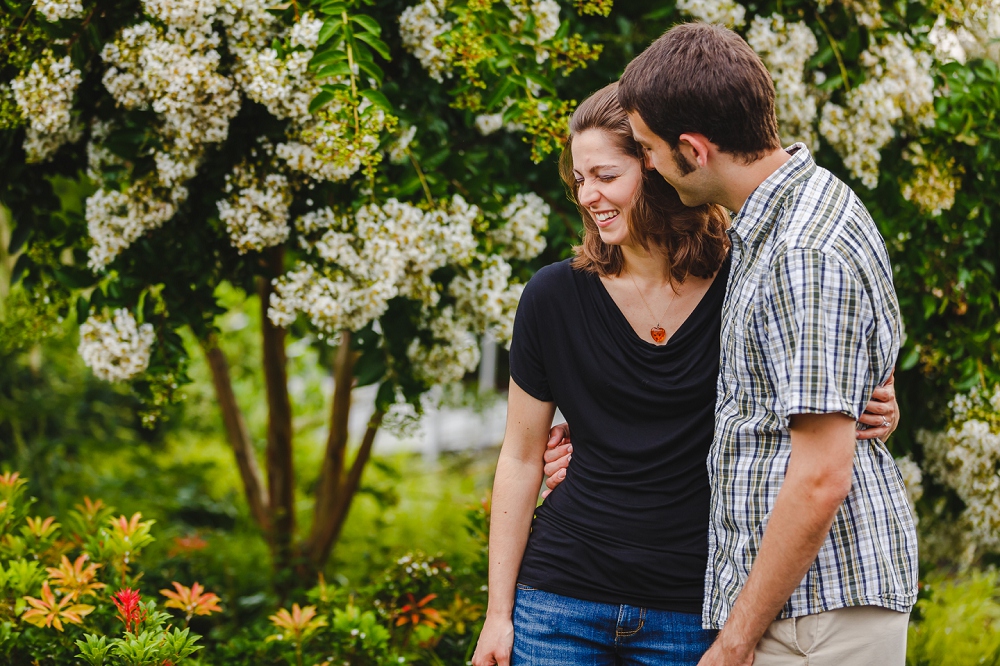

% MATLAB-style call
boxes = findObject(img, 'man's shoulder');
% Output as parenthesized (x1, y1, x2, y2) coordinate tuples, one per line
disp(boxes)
(776, 166, 881, 257)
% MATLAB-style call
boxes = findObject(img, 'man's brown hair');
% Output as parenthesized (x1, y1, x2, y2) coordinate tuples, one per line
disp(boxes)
(560, 82, 729, 282)
(617, 22, 781, 162)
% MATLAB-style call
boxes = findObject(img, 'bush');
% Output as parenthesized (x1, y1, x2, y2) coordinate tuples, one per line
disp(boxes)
(908, 570, 1000, 666)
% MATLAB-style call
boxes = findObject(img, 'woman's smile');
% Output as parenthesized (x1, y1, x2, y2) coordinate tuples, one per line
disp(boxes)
(593, 209, 620, 227)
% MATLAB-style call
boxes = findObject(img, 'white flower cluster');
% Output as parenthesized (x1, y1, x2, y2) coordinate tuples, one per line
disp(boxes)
(503, 0, 560, 42)
(894, 454, 924, 521)
(449, 254, 523, 347)
(86, 183, 179, 270)
(217, 161, 292, 254)
(901, 144, 962, 216)
(407, 306, 481, 384)
(489, 192, 549, 261)
(747, 15, 819, 149)
(33, 0, 84, 21)
(928, 0, 1000, 63)
(78, 308, 156, 382)
(9, 52, 83, 162)
(101, 22, 239, 155)
(141, 0, 219, 29)
(819, 35, 935, 188)
(219, 0, 281, 49)
(237, 47, 317, 122)
(474, 113, 504, 136)
(269, 196, 479, 335)
(88, 15, 241, 268)
(388, 125, 417, 163)
(399, 0, 452, 82)
(918, 385, 1000, 555)
(675, 0, 746, 28)
(841, 0, 884, 29)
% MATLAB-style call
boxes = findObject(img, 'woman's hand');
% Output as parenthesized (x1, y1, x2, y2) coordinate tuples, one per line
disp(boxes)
(857, 370, 899, 441)
(472, 614, 515, 666)
(542, 422, 572, 498)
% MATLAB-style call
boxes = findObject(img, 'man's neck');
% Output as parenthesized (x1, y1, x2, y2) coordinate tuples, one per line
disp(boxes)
(716, 147, 792, 214)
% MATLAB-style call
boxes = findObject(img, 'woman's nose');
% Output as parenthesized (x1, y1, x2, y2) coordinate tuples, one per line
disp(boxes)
(578, 181, 600, 206)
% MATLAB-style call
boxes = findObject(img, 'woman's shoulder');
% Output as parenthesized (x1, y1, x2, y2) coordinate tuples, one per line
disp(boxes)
(524, 258, 580, 295)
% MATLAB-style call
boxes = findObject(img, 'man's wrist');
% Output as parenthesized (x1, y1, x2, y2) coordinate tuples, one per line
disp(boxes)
(716, 622, 757, 660)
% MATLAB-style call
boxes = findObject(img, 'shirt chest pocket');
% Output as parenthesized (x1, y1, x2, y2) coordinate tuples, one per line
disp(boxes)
(723, 283, 767, 391)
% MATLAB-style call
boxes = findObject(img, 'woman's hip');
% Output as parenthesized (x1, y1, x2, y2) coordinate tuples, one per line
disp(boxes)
(512, 584, 716, 666)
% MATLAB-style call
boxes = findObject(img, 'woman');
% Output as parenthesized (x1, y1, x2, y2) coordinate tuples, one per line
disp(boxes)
(471, 83, 895, 666)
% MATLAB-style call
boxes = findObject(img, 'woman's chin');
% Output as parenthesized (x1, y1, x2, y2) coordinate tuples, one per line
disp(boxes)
(597, 226, 628, 246)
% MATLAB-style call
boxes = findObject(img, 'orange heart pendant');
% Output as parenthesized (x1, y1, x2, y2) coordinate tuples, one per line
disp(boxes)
(650, 326, 666, 343)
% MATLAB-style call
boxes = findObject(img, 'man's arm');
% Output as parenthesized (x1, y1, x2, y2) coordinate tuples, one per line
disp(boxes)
(698, 412, 857, 666)
(472, 379, 555, 666)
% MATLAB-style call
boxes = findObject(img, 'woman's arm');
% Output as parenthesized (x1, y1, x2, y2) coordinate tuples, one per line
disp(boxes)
(472, 379, 556, 666)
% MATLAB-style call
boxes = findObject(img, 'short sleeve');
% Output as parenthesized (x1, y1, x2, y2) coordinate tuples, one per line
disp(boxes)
(508, 271, 554, 402)
(762, 248, 874, 420)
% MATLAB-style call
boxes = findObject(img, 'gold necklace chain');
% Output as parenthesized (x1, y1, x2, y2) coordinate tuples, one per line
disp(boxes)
(625, 267, 676, 341)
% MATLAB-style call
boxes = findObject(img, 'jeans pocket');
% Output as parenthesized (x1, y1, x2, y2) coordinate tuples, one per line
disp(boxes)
(516, 582, 538, 591)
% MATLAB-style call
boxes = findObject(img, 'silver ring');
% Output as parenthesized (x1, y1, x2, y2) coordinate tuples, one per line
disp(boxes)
(881, 418, 890, 428)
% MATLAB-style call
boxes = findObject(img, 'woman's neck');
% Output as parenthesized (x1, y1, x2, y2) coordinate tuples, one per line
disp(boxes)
(620, 243, 671, 285)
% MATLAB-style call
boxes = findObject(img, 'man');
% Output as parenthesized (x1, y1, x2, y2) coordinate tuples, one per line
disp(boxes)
(544, 22, 916, 665)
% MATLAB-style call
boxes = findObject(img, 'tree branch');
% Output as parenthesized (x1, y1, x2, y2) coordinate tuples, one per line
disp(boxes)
(202, 338, 270, 531)
(309, 330, 355, 551)
(310, 408, 383, 567)
(259, 247, 295, 567)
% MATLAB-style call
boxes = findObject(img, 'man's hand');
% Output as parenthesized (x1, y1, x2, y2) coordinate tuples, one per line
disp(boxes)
(471, 614, 515, 666)
(698, 638, 754, 666)
(541, 423, 571, 498)
(857, 370, 898, 441)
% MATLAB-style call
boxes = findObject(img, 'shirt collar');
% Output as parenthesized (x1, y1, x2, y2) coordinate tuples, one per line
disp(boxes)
(729, 143, 816, 246)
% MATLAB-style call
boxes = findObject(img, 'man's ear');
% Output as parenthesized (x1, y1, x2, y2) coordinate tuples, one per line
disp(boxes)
(678, 133, 713, 168)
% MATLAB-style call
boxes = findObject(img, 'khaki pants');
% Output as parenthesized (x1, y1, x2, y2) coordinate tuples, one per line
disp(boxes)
(754, 606, 909, 666)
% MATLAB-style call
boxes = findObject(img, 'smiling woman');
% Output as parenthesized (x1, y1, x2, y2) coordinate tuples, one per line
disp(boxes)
(472, 81, 732, 666)
(558, 82, 730, 285)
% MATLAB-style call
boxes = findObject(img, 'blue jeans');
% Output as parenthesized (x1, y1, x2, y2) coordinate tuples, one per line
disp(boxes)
(512, 584, 716, 665)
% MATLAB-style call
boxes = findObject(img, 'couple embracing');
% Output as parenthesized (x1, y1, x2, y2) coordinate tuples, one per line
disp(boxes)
(472, 22, 917, 666)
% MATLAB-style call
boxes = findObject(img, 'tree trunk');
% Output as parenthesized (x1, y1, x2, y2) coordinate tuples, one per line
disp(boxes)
(203, 339, 270, 531)
(308, 331, 356, 565)
(309, 409, 384, 567)
(259, 247, 295, 570)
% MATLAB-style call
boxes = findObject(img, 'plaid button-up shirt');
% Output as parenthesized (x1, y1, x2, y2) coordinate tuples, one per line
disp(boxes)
(704, 144, 918, 629)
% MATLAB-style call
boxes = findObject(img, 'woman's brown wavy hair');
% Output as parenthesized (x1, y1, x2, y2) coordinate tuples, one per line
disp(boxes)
(561, 82, 730, 282)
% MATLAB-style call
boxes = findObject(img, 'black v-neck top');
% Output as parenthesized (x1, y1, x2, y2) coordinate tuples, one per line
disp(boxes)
(509, 255, 730, 613)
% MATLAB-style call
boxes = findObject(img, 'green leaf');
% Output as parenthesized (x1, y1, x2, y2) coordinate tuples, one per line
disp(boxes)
(354, 31, 390, 60)
(525, 72, 556, 95)
(351, 14, 381, 36)
(488, 33, 513, 55)
(360, 89, 393, 112)
(318, 62, 353, 78)
(309, 89, 336, 113)
(320, 1, 347, 15)
(357, 60, 384, 85)
(321, 83, 350, 93)
(484, 77, 516, 111)
(354, 349, 386, 387)
(7, 221, 31, 254)
(318, 16, 342, 45)
(375, 381, 395, 411)
(310, 49, 347, 68)
(554, 19, 570, 41)
(76, 296, 89, 324)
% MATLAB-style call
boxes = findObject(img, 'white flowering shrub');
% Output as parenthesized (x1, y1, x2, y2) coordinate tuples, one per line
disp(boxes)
(3, 0, 999, 571)
(78, 309, 156, 382)
(918, 386, 1000, 558)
